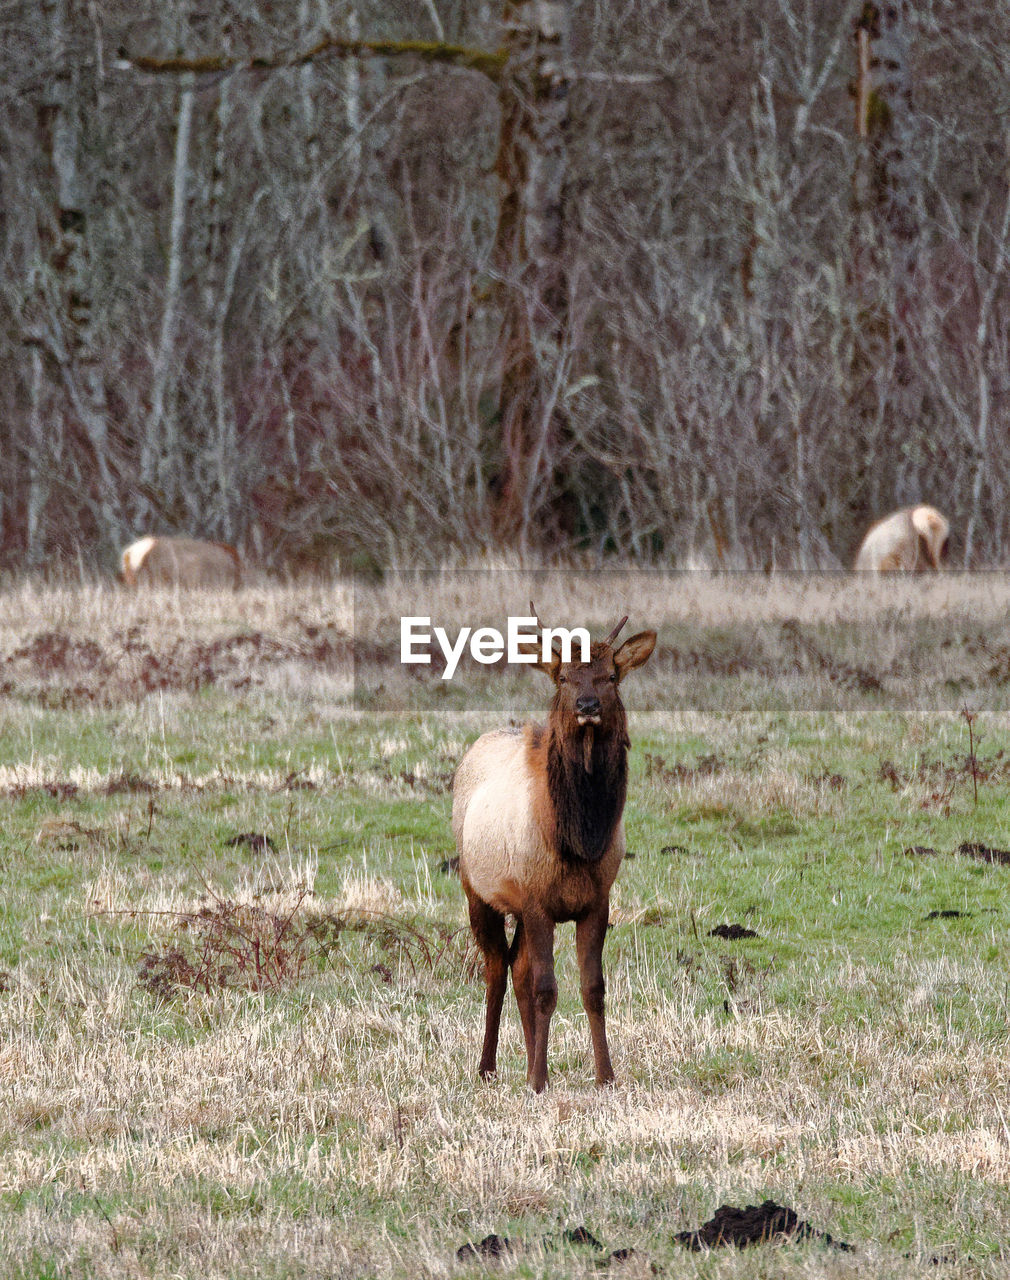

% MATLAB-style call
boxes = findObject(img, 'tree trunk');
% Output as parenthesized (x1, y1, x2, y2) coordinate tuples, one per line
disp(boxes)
(143, 75, 195, 515)
(31, 0, 121, 557)
(852, 0, 920, 273)
(848, 0, 923, 528)
(489, 0, 572, 553)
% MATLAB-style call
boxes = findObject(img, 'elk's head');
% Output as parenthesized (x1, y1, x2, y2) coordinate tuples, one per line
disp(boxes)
(912, 505, 950, 570)
(522, 605, 656, 735)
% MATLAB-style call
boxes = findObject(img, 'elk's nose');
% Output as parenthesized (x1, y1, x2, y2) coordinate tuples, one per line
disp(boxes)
(575, 694, 601, 716)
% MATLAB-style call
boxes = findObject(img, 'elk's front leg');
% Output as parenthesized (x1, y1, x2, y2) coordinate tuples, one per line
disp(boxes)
(522, 906, 557, 1093)
(576, 901, 615, 1087)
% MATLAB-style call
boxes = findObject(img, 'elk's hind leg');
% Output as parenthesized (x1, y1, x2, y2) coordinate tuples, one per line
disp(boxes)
(509, 918, 536, 1073)
(464, 882, 509, 1079)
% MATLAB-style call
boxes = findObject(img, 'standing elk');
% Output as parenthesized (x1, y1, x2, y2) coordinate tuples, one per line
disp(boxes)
(452, 608, 656, 1092)
(120, 536, 242, 589)
(853, 505, 950, 572)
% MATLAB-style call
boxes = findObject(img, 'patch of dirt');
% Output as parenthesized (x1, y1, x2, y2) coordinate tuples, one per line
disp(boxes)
(34, 817, 103, 847)
(879, 753, 1010, 793)
(1, 780, 79, 802)
(562, 1226, 602, 1248)
(102, 771, 157, 795)
(456, 1234, 513, 1262)
(377, 763, 454, 794)
(709, 923, 759, 940)
(661, 645, 762, 677)
(7, 631, 111, 675)
(980, 642, 1010, 684)
(2, 623, 353, 705)
(957, 841, 1010, 866)
(781, 619, 882, 692)
(675, 1201, 851, 1251)
(603, 1247, 637, 1264)
(456, 1225, 638, 1267)
(645, 752, 724, 784)
(225, 832, 277, 853)
(904, 842, 1010, 866)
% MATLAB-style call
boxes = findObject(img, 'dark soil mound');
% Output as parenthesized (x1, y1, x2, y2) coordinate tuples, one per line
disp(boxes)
(957, 841, 1010, 865)
(675, 1200, 851, 1251)
(225, 832, 277, 852)
(457, 1224, 633, 1265)
(456, 1234, 512, 1261)
(563, 1226, 601, 1248)
(709, 923, 759, 940)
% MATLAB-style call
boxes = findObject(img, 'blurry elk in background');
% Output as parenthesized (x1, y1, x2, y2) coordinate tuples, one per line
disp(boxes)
(853, 506, 950, 572)
(120, 537, 242, 589)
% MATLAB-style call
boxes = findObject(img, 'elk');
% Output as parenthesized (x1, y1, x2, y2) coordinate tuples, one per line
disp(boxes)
(853, 505, 950, 572)
(452, 608, 656, 1092)
(120, 536, 242, 589)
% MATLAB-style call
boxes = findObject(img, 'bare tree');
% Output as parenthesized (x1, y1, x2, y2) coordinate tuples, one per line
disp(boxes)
(3, 0, 1010, 572)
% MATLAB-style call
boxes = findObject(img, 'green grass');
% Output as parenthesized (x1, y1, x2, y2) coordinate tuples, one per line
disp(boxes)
(1, 578, 1010, 1276)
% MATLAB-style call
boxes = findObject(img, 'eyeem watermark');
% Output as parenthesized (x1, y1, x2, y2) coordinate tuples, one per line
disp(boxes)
(401, 615, 590, 680)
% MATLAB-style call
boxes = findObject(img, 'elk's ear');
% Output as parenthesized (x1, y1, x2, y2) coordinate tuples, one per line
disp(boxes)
(514, 636, 562, 678)
(614, 630, 656, 678)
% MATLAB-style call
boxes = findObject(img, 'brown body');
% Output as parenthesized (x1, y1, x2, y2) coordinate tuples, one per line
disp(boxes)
(453, 616, 656, 1092)
(853, 505, 950, 572)
(120, 536, 242, 589)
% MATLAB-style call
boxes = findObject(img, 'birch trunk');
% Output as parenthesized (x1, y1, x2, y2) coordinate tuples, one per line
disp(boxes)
(143, 75, 195, 510)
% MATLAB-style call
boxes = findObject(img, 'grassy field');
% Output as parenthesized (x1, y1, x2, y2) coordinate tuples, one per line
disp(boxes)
(3, 573, 1010, 1278)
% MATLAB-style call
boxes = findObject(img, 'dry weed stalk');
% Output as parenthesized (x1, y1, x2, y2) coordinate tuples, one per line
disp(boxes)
(101, 888, 478, 999)
(961, 704, 980, 808)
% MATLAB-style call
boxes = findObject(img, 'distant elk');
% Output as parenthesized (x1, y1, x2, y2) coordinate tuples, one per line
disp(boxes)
(853, 506, 950, 572)
(120, 536, 242, 589)
(452, 608, 656, 1092)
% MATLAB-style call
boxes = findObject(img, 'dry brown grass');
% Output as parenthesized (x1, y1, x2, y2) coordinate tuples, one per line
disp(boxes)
(4, 568, 1008, 648)
(358, 566, 1010, 632)
(0, 945, 1000, 1276)
(1, 578, 1009, 1277)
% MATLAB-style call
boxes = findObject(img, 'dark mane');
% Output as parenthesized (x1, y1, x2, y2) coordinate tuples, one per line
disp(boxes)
(545, 705, 629, 863)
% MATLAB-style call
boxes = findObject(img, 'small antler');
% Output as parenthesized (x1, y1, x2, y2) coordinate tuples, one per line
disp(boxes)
(602, 615, 629, 647)
(529, 600, 543, 628)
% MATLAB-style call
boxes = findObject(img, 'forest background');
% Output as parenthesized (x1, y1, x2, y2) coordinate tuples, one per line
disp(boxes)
(2, 0, 1008, 575)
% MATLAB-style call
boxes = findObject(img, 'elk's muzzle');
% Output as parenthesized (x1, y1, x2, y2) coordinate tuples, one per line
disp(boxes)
(575, 694, 601, 726)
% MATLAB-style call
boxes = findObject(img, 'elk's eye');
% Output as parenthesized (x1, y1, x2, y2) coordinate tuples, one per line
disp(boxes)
(558, 675, 567, 685)
(609, 672, 617, 682)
